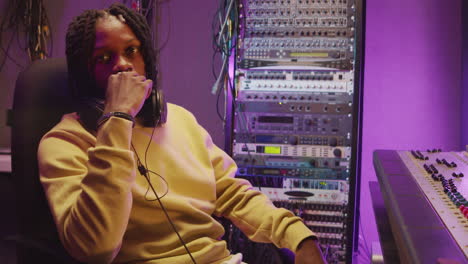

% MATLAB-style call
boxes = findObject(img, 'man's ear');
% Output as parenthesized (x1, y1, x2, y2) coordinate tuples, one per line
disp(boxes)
(87, 58, 95, 77)
(86, 60, 102, 98)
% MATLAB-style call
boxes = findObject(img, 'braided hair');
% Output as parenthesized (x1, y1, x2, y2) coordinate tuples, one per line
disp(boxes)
(65, 3, 160, 126)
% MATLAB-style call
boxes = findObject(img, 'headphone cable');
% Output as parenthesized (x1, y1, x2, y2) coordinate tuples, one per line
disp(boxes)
(131, 127, 197, 264)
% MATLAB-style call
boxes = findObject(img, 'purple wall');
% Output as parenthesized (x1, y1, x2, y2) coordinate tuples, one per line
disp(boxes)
(361, 0, 461, 253)
(156, 0, 225, 146)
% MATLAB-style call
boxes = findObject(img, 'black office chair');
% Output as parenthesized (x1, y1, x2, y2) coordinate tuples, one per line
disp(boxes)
(10, 57, 81, 263)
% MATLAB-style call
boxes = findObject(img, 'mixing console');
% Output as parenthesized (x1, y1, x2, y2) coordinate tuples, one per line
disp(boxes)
(400, 150, 468, 257)
(373, 150, 468, 263)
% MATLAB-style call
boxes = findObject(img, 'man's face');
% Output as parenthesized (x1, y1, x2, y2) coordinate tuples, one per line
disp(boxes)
(90, 15, 146, 93)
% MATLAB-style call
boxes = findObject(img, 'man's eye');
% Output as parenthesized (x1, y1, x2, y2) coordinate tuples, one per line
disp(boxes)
(96, 54, 111, 64)
(126, 46, 139, 56)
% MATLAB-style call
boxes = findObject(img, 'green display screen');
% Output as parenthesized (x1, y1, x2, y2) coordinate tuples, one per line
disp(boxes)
(264, 146, 281, 154)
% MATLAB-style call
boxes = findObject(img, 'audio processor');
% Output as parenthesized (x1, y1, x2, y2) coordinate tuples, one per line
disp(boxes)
(223, 0, 365, 262)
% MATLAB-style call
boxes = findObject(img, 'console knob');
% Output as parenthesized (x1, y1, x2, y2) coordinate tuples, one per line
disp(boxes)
(288, 136, 299, 145)
(333, 148, 342, 158)
(309, 159, 317, 167)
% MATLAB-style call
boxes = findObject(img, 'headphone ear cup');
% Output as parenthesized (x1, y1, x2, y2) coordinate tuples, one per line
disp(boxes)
(78, 97, 105, 132)
(152, 88, 167, 126)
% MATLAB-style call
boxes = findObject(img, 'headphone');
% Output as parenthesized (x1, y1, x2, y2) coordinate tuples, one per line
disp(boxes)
(150, 82, 167, 126)
(77, 81, 166, 132)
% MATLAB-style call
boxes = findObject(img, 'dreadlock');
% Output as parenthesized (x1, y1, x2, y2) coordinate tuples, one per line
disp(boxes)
(65, 3, 160, 127)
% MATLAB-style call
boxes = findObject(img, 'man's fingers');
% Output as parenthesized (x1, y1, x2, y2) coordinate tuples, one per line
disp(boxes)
(144, 79, 153, 89)
(144, 79, 153, 99)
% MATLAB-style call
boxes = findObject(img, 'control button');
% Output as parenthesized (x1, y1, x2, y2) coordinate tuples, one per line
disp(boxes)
(288, 136, 299, 145)
(333, 148, 342, 158)
(309, 159, 317, 167)
(462, 206, 468, 215)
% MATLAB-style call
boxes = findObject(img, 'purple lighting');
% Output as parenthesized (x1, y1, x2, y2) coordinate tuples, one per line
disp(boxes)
(361, 0, 461, 255)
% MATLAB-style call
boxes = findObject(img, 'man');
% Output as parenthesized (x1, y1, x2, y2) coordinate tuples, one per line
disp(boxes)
(38, 3, 326, 263)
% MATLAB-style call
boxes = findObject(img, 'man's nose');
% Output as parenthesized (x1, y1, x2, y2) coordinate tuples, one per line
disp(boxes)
(113, 55, 133, 73)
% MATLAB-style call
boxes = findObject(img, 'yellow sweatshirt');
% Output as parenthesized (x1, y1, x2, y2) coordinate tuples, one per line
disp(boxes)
(38, 103, 315, 264)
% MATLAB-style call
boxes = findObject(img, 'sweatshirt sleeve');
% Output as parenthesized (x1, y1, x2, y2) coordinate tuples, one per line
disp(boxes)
(206, 129, 316, 253)
(38, 116, 136, 263)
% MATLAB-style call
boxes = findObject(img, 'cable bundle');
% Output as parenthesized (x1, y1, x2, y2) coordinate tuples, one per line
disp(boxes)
(0, 0, 52, 72)
(211, 0, 239, 122)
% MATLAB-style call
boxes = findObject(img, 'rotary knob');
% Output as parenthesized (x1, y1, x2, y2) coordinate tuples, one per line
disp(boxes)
(288, 136, 299, 145)
(333, 148, 342, 158)
(309, 159, 317, 167)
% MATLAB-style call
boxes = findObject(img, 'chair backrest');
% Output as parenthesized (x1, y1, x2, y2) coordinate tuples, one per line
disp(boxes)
(11, 57, 81, 263)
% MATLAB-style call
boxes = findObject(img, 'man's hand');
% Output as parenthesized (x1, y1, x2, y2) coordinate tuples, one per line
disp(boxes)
(295, 237, 327, 264)
(104, 71, 152, 117)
